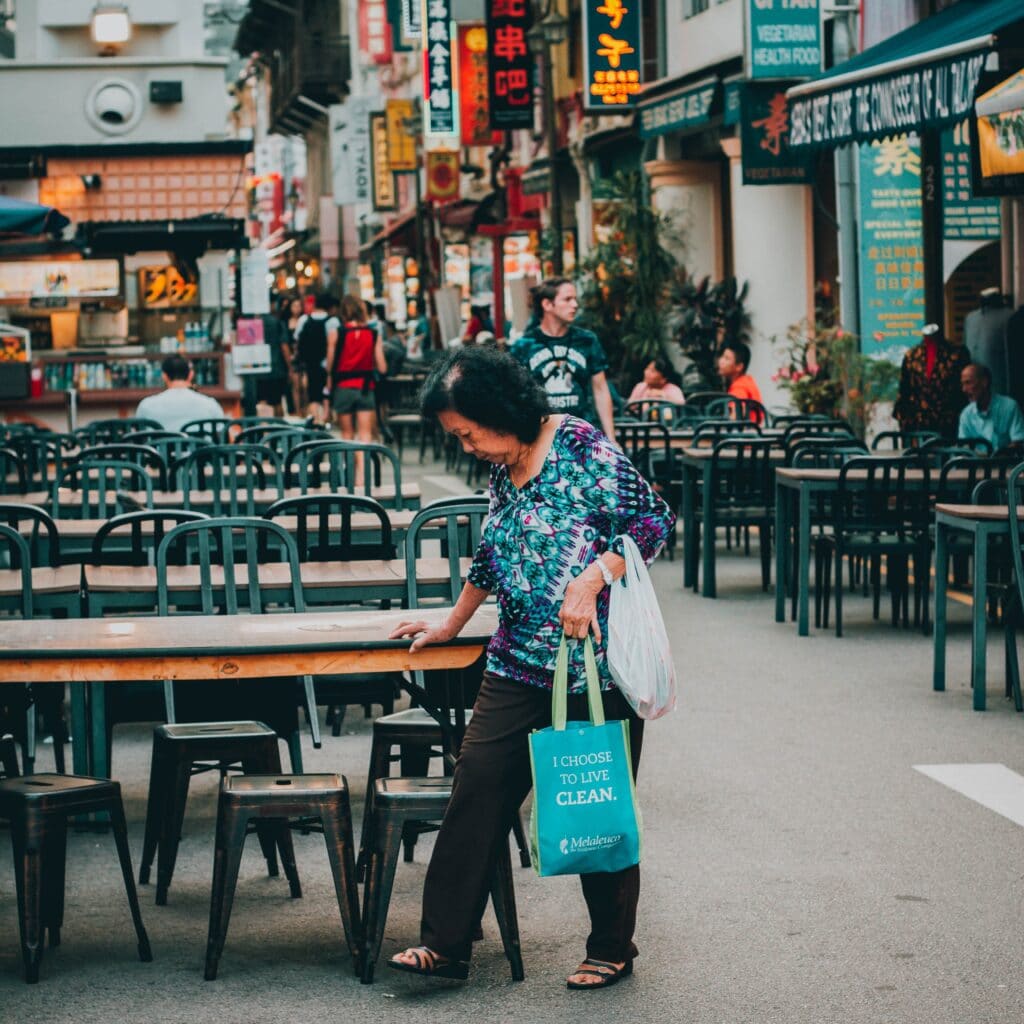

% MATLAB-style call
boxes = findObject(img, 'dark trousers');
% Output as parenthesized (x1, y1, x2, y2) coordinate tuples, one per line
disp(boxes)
(421, 672, 643, 963)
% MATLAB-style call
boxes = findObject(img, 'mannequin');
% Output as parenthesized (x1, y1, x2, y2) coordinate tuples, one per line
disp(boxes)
(893, 323, 971, 439)
(964, 287, 1013, 395)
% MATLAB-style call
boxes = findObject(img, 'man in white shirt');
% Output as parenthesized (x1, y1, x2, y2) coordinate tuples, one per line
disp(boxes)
(135, 353, 226, 433)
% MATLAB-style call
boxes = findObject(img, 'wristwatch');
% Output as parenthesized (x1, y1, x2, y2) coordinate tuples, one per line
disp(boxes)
(595, 555, 614, 587)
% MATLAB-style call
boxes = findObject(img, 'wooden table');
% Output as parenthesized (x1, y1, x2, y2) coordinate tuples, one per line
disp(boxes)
(774, 466, 972, 637)
(932, 504, 1016, 711)
(0, 605, 497, 779)
(679, 445, 785, 598)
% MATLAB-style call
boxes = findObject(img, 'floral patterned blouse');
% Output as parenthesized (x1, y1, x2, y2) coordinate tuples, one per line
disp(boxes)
(467, 415, 674, 692)
(893, 339, 970, 438)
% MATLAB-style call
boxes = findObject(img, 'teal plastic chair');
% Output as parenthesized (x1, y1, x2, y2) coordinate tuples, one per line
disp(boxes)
(155, 517, 318, 768)
(6, 434, 72, 491)
(75, 417, 162, 446)
(285, 440, 413, 509)
(122, 431, 210, 489)
(0, 448, 27, 495)
(1002, 464, 1024, 711)
(51, 459, 153, 519)
(177, 444, 282, 516)
(181, 417, 234, 445)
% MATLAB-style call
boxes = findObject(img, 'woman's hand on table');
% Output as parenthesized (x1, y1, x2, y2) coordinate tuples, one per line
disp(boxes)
(389, 618, 458, 653)
(560, 569, 604, 643)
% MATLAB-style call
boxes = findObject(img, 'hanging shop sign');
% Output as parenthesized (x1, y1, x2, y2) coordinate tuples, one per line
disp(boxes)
(370, 111, 398, 211)
(739, 81, 811, 185)
(426, 149, 461, 202)
(139, 265, 198, 308)
(973, 70, 1024, 197)
(386, 98, 418, 172)
(387, 0, 420, 51)
(359, 0, 393, 66)
(723, 78, 743, 127)
(423, 0, 459, 138)
(329, 96, 373, 207)
(582, 0, 643, 111)
(486, 0, 533, 130)
(459, 24, 501, 147)
(637, 76, 718, 139)
(857, 136, 925, 360)
(746, 0, 821, 82)
(789, 49, 988, 152)
(941, 120, 1000, 241)
(0, 259, 120, 300)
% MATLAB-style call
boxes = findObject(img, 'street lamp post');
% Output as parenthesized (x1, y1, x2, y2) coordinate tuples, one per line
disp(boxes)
(528, 4, 569, 276)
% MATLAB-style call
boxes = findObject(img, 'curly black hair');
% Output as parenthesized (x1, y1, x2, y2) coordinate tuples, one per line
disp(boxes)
(420, 346, 551, 443)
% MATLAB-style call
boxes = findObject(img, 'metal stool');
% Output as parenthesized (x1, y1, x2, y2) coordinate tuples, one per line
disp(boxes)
(0, 773, 152, 983)
(204, 773, 362, 981)
(138, 721, 289, 905)
(356, 708, 531, 879)
(360, 776, 524, 984)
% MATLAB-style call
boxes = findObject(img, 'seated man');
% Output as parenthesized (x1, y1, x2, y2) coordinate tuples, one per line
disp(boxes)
(717, 340, 762, 419)
(135, 353, 226, 433)
(959, 362, 1024, 452)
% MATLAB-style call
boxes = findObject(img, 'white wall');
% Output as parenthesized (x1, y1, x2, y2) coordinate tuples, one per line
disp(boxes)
(667, 0, 743, 82)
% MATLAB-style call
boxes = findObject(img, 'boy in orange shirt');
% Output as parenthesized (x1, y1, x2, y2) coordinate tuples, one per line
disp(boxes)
(717, 340, 762, 420)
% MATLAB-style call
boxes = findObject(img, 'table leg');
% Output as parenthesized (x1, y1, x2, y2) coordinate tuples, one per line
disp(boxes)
(971, 525, 989, 711)
(89, 681, 111, 778)
(797, 485, 811, 637)
(932, 520, 949, 692)
(69, 682, 90, 775)
(701, 465, 716, 599)
(775, 482, 789, 624)
(682, 464, 696, 590)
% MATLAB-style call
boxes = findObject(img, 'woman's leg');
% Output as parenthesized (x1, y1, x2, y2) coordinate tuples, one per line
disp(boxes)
(415, 674, 548, 962)
(355, 408, 377, 444)
(574, 688, 645, 966)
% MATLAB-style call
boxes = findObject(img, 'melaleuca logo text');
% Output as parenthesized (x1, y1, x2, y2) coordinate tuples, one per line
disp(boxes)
(561, 834, 622, 853)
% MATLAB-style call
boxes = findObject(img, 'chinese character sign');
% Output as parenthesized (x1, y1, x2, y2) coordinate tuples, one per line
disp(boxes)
(370, 111, 398, 211)
(385, 99, 417, 172)
(359, 0, 393, 66)
(857, 136, 925, 360)
(459, 24, 501, 147)
(423, 0, 459, 137)
(941, 120, 1001, 241)
(583, 0, 642, 111)
(738, 82, 810, 185)
(747, 0, 821, 81)
(486, 0, 533, 130)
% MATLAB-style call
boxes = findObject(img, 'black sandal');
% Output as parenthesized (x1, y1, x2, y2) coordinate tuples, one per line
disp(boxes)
(387, 945, 470, 981)
(566, 957, 634, 990)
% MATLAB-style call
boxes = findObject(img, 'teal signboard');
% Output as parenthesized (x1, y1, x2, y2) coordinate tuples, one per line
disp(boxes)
(747, 0, 821, 81)
(739, 82, 810, 185)
(941, 120, 1001, 241)
(857, 136, 925, 360)
(637, 78, 718, 139)
(582, 0, 643, 112)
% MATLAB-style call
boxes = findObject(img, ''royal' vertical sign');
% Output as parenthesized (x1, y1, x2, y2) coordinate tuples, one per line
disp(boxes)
(423, 0, 459, 137)
(486, 0, 533, 130)
(583, 0, 643, 111)
(329, 96, 373, 206)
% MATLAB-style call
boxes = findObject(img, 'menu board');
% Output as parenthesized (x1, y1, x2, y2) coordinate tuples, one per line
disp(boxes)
(0, 259, 120, 300)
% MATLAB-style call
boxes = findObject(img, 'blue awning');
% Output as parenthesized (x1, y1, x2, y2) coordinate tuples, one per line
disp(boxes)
(787, 0, 1024, 151)
(0, 196, 69, 236)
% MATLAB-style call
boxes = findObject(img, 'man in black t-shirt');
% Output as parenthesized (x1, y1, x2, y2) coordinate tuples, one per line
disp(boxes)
(510, 278, 616, 441)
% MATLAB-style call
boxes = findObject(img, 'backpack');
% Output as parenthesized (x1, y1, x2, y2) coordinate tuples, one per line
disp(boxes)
(296, 315, 328, 369)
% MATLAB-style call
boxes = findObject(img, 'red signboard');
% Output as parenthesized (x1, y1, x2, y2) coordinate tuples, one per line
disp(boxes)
(486, 0, 533, 129)
(359, 0, 393, 66)
(426, 150, 461, 203)
(458, 24, 501, 147)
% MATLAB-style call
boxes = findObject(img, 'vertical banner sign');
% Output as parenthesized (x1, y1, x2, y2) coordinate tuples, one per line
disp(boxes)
(582, 0, 643, 111)
(423, 0, 459, 137)
(359, 0, 393, 65)
(385, 99, 418, 172)
(370, 111, 398, 211)
(426, 149, 461, 202)
(486, 0, 533, 130)
(941, 120, 1001, 241)
(386, 0, 419, 51)
(329, 97, 373, 207)
(747, 0, 821, 81)
(739, 82, 810, 185)
(857, 136, 925, 359)
(459, 24, 500, 146)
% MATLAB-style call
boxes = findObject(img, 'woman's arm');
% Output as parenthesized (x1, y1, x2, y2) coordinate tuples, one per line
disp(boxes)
(374, 336, 388, 374)
(388, 581, 490, 651)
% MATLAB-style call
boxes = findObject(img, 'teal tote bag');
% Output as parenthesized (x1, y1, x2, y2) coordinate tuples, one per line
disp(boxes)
(528, 635, 642, 877)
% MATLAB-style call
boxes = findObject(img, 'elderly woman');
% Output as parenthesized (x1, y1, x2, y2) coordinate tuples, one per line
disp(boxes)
(388, 346, 674, 990)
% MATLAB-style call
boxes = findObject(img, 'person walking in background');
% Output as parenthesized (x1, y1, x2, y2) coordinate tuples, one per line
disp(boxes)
(893, 323, 970, 439)
(462, 298, 495, 345)
(958, 362, 1024, 452)
(293, 293, 338, 424)
(628, 357, 685, 406)
(511, 277, 617, 442)
(388, 346, 673, 989)
(281, 295, 304, 413)
(255, 312, 293, 416)
(135, 353, 226, 433)
(326, 294, 387, 445)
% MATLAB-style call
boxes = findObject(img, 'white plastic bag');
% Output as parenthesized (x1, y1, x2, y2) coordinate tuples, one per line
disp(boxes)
(607, 535, 677, 719)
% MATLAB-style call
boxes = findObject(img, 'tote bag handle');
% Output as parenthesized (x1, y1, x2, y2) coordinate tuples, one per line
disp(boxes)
(551, 633, 604, 731)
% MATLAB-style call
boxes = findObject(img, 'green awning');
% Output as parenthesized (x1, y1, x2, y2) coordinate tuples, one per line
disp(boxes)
(787, 0, 1024, 151)
(637, 77, 719, 140)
